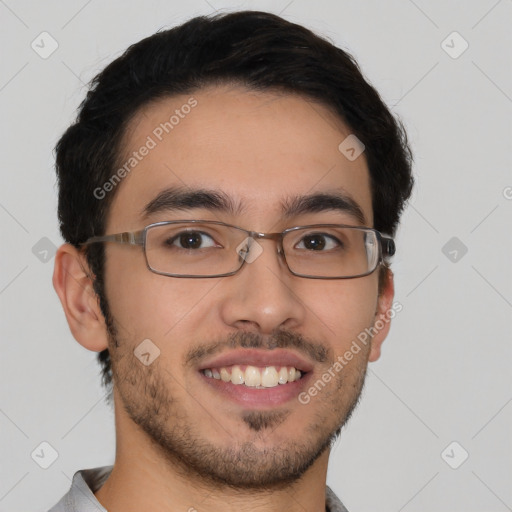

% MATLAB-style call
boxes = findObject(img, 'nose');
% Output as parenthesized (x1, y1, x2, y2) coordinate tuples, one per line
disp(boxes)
(218, 237, 306, 334)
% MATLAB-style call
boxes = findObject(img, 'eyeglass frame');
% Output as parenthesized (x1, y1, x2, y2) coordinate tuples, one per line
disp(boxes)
(81, 219, 396, 279)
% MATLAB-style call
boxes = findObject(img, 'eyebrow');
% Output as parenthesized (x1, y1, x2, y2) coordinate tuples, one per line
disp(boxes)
(142, 187, 245, 218)
(142, 186, 367, 225)
(281, 190, 367, 225)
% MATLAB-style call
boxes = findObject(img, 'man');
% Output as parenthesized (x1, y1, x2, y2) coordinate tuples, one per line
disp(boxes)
(50, 10, 413, 512)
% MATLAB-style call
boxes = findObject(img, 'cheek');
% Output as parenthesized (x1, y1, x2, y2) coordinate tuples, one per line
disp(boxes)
(103, 250, 220, 351)
(103, 249, 178, 338)
(300, 277, 378, 350)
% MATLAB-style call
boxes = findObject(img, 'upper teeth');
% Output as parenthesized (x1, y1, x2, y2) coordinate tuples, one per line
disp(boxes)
(203, 365, 302, 388)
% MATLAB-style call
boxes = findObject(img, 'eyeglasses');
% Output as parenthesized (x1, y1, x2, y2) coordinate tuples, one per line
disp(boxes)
(81, 220, 395, 279)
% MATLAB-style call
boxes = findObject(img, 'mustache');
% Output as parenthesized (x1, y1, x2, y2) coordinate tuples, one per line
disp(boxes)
(185, 329, 331, 368)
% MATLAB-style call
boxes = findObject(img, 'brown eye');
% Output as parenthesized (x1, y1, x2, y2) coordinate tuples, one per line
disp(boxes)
(297, 233, 341, 251)
(166, 231, 217, 250)
(303, 234, 325, 250)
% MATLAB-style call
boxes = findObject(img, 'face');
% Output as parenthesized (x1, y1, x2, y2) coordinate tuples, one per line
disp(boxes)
(101, 85, 391, 488)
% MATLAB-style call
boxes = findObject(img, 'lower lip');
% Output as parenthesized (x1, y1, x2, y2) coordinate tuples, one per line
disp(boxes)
(199, 372, 312, 408)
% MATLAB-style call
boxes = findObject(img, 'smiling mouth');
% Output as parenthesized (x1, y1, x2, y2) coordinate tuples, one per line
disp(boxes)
(201, 365, 305, 388)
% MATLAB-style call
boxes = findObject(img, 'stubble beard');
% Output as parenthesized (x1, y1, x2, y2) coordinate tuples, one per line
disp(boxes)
(108, 324, 369, 490)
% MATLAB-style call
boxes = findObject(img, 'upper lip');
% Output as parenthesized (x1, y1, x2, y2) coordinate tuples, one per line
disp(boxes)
(198, 349, 314, 373)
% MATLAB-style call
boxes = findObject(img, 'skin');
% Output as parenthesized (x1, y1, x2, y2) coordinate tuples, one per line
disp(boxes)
(53, 84, 394, 512)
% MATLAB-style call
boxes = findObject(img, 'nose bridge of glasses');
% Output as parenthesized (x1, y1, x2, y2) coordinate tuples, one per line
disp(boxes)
(249, 231, 284, 254)
(234, 231, 285, 267)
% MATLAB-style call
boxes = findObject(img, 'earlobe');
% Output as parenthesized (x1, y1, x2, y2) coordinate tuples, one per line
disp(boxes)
(52, 244, 109, 352)
(368, 269, 395, 362)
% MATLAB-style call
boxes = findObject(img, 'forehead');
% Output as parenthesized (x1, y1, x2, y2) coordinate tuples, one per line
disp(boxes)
(106, 85, 373, 231)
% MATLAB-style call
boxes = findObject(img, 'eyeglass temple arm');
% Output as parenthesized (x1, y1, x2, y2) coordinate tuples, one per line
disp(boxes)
(83, 230, 145, 246)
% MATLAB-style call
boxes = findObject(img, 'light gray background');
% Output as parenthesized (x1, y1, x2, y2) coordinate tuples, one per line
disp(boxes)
(1, 1, 511, 511)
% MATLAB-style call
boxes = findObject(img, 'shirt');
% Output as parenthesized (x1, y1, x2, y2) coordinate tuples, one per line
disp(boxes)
(48, 465, 349, 512)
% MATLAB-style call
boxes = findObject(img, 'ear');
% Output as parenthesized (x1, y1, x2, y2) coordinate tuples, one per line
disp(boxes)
(368, 269, 395, 362)
(52, 244, 109, 352)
